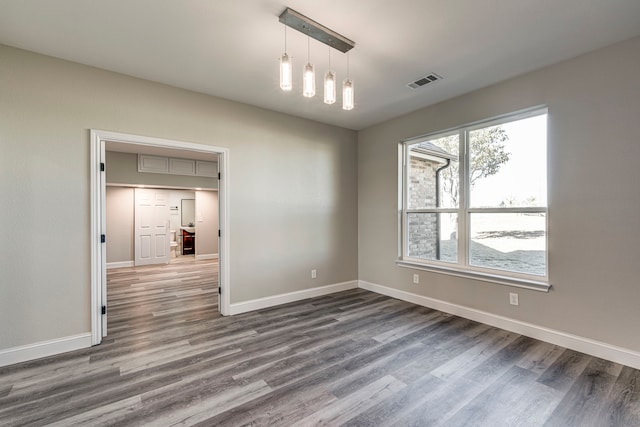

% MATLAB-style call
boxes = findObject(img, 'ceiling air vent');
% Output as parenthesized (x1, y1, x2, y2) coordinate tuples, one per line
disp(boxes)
(407, 73, 443, 89)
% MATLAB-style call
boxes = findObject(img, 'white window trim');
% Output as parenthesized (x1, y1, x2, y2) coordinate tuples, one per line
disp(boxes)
(398, 107, 550, 292)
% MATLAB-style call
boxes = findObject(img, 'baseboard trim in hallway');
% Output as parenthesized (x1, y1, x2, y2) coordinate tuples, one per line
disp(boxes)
(358, 280, 640, 370)
(227, 280, 359, 315)
(106, 261, 134, 269)
(0, 333, 92, 368)
(195, 253, 219, 260)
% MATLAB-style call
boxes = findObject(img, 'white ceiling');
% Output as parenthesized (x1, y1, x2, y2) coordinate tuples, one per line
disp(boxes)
(1, 1, 639, 131)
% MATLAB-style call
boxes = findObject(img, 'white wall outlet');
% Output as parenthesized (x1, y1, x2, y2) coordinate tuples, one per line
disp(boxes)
(413, 274, 419, 284)
(509, 292, 519, 306)
(311, 269, 317, 279)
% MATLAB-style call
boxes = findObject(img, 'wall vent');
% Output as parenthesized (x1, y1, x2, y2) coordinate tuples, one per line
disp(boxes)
(407, 73, 443, 89)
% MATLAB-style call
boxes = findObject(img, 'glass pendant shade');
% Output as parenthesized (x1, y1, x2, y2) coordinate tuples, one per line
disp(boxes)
(342, 78, 354, 110)
(278, 10, 356, 109)
(303, 62, 315, 97)
(280, 53, 292, 91)
(324, 70, 336, 104)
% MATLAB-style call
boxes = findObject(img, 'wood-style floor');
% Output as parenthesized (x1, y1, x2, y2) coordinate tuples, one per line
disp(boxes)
(1, 259, 639, 426)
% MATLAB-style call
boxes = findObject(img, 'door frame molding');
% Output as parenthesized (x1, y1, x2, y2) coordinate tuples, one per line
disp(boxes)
(90, 130, 231, 345)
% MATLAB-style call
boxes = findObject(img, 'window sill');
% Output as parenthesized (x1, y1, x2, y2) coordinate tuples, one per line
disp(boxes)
(396, 260, 551, 292)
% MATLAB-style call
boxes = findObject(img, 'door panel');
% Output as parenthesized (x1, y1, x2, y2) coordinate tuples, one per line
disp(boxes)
(135, 188, 170, 266)
(155, 235, 167, 257)
(140, 235, 151, 259)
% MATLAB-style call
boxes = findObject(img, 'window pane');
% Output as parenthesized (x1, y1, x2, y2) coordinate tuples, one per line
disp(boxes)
(408, 135, 459, 209)
(469, 115, 547, 208)
(469, 213, 546, 276)
(407, 213, 457, 262)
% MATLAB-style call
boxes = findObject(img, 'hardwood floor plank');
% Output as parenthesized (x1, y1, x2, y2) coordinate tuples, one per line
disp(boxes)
(501, 382, 565, 427)
(392, 326, 509, 385)
(372, 309, 447, 344)
(465, 335, 538, 385)
(537, 348, 593, 392)
(341, 373, 445, 426)
(0, 385, 12, 398)
(1, 367, 121, 408)
(543, 358, 620, 427)
(599, 365, 640, 426)
(389, 375, 486, 426)
(516, 339, 566, 375)
(428, 327, 518, 381)
(191, 384, 337, 426)
(47, 395, 143, 426)
(149, 379, 272, 426)
(1, 372, 183, 426)
(442, 366, 540, 426)
(292, 374, 406, 426)
(328, 342, 428, 398)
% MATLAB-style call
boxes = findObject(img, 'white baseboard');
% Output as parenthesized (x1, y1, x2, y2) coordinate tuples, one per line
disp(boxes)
(0, 333, 92, 368)
(107, 261, 134, 269)
(195, 253, 219, 261)
(228, 280, 359, 315)
(359, 280, 640, 370)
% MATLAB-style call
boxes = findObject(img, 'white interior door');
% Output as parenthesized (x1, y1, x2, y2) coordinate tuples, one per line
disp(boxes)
(135, 188, 170, 266)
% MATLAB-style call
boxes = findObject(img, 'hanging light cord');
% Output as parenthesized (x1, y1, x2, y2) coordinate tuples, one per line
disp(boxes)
(347, 52, 350, 78)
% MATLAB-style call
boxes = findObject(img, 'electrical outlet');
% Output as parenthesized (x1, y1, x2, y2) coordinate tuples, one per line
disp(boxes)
(311, 269, 317, 279)
(509, 292, 519, 306)
(413, 274, 419, 284)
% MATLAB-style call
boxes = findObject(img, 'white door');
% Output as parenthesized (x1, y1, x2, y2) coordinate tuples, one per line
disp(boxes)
(135, 188, 170, 266)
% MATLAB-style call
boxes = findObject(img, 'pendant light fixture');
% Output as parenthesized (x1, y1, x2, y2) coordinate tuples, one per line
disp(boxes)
(324, 48, 336, 104)
(342, 52, 354, 110)
(302, 36, 315, 97)
(279, 26, 292, 91)
(278, 7, 355, 108)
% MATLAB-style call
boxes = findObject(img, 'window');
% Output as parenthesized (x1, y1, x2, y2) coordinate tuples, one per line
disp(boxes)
(400, 108, 548, 288)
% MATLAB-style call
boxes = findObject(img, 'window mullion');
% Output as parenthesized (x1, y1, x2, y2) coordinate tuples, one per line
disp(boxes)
(468, 207, 548, 214)
(401, 144, 409, 258)
(458, 129, 469, 268)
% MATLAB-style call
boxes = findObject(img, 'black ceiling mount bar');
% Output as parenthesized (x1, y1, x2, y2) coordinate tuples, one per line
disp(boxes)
(279, 7, 355, 53)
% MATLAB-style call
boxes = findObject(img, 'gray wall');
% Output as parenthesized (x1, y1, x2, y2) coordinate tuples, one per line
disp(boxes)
(196, 191, 219, 257)
(0, 44, 358, 350)
(358, 36, 640, 352)
(106, 151, 217, 189)
(105, 187, 134, 264)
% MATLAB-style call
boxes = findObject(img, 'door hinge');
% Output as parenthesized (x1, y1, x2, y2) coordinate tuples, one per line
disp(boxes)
(218, 172, 221, 180)
(218, 287, 221, 295)
(101, 234, 106, 243)
(218, 229, 221, 237)
(100, 162, 105, 172)
(101, 306, 106, 315)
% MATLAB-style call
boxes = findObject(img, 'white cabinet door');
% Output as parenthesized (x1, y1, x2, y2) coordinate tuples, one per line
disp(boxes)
(195, 160, 217, 177)
(138, 154, 169, 173)
(169, 158, 196, 175)
(134, 188, 170, 266)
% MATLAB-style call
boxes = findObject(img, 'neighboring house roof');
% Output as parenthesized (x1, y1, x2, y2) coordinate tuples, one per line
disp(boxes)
(413, 141, 458, 161)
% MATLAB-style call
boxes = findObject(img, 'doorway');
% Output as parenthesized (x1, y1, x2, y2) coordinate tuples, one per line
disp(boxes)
(90, 130, 231, 345)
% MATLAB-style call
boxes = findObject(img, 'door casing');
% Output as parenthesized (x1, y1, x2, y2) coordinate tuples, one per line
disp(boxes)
(90, 130, 231, 345)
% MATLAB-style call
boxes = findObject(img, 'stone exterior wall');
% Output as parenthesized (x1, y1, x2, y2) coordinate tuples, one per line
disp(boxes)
(408, 156, 438, 259)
